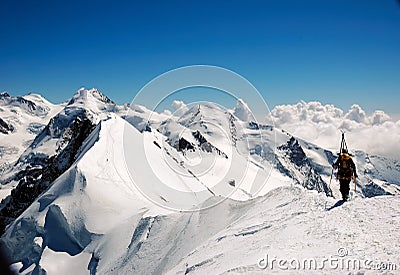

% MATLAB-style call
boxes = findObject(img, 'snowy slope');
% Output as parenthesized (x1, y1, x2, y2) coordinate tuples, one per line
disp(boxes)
(165, 187, 400, 275)
(5, 180, 400, 274)
(0, 92, 64, 168)
(125, 99, 399, 201)
(156, 102, 333, 198)
(0, 114, 286, 273)
(1, 92, 399, 274)
(123, 103, 171, 132)
(0, 88, 127, 235)
(0, 92, 64, 201)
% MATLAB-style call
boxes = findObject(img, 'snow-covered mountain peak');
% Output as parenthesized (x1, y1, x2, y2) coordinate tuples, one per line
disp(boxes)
(1, 91, 400, 274)
(0, 92, 10, 98)
(158, 102, 240, 155)
(0, 92, 48, 116)
(0, 89, 124, 220)
(177, 102, 225, 123)
(23, 93, 58, 109)
(233, 98, 254, 122)
(67, 88, 116, 115)
(0, 92, 64, 168)
(16, 88, 121, 162)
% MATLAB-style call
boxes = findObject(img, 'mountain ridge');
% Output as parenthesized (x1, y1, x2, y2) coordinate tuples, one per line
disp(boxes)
(0, 89, 399, 274)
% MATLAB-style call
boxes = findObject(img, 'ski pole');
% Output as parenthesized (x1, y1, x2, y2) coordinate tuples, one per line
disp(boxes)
(354, 176, 357, 191)
(329, 168, 334, 197)
(353, 175, 357, 192)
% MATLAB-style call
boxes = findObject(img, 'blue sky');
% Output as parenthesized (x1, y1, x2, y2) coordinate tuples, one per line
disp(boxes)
(1, 0, 399, 114)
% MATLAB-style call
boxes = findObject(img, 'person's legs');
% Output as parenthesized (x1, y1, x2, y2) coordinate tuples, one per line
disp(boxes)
(339, 180, 350, 200)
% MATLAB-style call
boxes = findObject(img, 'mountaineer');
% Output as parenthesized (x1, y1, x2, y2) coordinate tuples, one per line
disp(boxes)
(332, 133, 357, 201)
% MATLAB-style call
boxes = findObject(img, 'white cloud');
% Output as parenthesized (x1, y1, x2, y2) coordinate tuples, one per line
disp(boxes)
(171, 100, 189, 117)
(270, 101, 400, 159)
(345, 104, 367, 123)
(370, 110, 390, 125)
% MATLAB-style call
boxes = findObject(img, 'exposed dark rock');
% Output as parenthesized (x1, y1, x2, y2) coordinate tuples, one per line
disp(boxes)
(0, 111, 95, 235)
(278, 137, 331, 196)
(0, 118, 14, 134)
(363, 181, 392, 198)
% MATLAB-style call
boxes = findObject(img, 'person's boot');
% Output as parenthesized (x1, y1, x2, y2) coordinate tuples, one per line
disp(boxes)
(343, 190, 350, 201)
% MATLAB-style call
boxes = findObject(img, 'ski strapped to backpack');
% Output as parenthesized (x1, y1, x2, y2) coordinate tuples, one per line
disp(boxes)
(339, 131, 348, 154)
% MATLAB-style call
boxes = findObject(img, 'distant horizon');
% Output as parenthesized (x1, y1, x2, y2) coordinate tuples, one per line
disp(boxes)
(3, 86, 400, 120)
(2, 77, 400, 116)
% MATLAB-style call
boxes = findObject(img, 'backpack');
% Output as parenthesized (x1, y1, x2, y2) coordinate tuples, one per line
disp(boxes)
(337, 153, 353, 181)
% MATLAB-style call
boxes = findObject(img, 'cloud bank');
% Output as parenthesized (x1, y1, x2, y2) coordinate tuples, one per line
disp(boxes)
(271, 101, 400, 159)
(171, 100, 189, 117)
